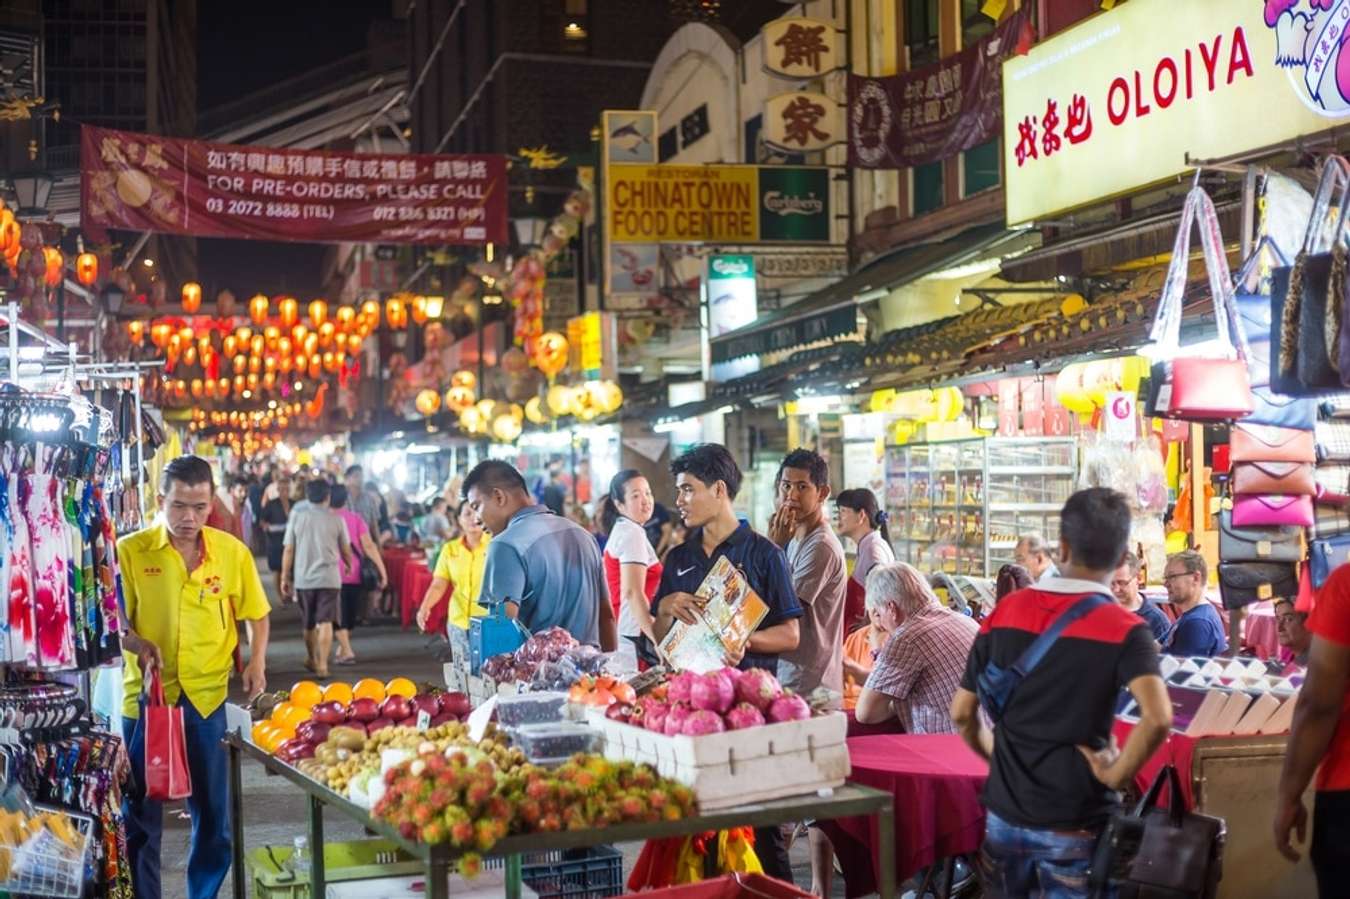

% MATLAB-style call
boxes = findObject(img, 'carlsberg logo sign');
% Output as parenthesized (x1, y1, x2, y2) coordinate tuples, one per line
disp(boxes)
(711, 257, 752, 277)
(757, 167, 830, 242)
(763, 191, 825, 216)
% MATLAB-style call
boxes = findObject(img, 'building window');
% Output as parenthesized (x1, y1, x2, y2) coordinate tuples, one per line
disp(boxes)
(961, 0, 995, 46)
(659, 126, 679, 161)
(913, 160, 944, 215)
(562, 0, 589, 51)
(904, 0, 940, 69)
(962, 138, 1000, 196)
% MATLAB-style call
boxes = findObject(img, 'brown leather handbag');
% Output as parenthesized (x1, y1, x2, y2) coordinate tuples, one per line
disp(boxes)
(1229, 423, 1317, 463)
(1230, 461, 1316, 495)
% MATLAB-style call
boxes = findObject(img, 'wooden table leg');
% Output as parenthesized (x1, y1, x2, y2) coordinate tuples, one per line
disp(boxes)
(877, 799, 897, 899)
(229, 740, 245, 899)
(308, 795, 325, 899)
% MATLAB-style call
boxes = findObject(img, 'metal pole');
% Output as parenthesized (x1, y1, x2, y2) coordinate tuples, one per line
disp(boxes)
(843, 0, 856, 271)
(229, 741, 246, 899)
(134, 369, 146, 524)
(1229, 164, 1260, 657)
(56, 284, 65, 342)
(7, 302, 18, 386)
(307, 795, 326, 899)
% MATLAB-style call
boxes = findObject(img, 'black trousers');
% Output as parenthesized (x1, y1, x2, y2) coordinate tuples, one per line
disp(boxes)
(755, 825, 792, 883)
(1313, 790, 1350, 898)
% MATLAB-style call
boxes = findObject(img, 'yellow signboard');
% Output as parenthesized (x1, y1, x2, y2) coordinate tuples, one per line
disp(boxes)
(567, 312, 604, 376)
(607, 163, 759, 243)
(1003, 0, 1350, 224)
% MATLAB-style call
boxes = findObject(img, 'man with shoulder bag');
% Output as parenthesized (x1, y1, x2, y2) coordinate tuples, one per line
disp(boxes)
(950, 488, 1174, 898)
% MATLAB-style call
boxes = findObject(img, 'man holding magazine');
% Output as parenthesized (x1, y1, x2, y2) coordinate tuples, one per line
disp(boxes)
(652, 442, 802, 879)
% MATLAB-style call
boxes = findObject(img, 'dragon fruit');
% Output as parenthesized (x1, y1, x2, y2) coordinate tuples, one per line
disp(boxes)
(767, 693, 811, 723)
(690, 670, 736, 713)
(725, 702, 766, 730)
(666, 671, 696, 705)
(643, 701, 670, 733)
(663, 703, 694, 736)
(681, 709, 727, 736)
(734, 668, 784, 711)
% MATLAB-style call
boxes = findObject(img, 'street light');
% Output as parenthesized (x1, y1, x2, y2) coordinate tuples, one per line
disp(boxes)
(7, 171, 54, 219)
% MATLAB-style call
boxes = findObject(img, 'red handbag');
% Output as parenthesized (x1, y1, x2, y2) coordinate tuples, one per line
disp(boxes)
(1146, 186, 1254, 421)
(144, 668, 193, 801)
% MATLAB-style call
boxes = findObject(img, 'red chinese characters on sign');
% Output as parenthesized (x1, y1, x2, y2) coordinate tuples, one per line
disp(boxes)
(1014, 94, 1095, 167)
(80, 124, 507, 246)
(775, 22, 830, 73)
(781, 95, 831, 146)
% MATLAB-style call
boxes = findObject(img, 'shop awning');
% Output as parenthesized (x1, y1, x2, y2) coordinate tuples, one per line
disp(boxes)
(709, 223, 1026, 364)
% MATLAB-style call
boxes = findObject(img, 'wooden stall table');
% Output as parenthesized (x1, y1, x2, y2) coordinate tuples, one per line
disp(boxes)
(817, 734, 987, 898)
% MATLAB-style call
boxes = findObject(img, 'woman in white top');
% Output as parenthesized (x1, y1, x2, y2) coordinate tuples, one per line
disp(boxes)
(598, 470, 664, 670)
(835, 488, 895, 632)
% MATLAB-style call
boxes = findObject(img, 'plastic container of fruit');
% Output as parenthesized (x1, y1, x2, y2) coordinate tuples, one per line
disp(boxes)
(496, 691, 568, 728)
(511, 722, 600, 761)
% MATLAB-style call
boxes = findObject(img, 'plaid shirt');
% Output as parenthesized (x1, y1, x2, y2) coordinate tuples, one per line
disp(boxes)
(865, 605, 978, 735)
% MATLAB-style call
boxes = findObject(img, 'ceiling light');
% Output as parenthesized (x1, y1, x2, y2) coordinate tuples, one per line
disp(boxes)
(142, 258, 154, 268)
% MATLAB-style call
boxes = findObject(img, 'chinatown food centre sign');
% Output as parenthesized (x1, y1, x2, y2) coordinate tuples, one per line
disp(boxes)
(1003, 0, 1350, 225)
(80, 125, 507, 245)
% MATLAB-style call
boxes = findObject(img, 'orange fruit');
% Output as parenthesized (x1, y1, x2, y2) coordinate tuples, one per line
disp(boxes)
(384, 677, 416, 699)
(289, 681, 323, 709)
(270, 701, 297, 724)
(268, 726, 294, 751)
(353, 678, 386, 703)
(251, 721, 277, 746)
(280, 704, 311, 730)
(322, 682, 353, 706)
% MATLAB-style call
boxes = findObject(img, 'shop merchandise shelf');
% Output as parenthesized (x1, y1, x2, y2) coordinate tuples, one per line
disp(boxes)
(225, 734, 896, 899)
(885, 437, 1077, 576)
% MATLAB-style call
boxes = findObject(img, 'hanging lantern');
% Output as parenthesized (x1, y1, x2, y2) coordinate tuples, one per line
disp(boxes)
(278, 336, 292, 357)
(264, 325, 280, 350)
(0, 215, 18, 255)
(546, 383, 574, 417)
(263, 371, 277, 391)
(181, 282, 202, 313)
(182, 345, 198, 367)
(492, 413, 523, 443)
(415, 389, 442, 416)
(346, 334, 363, 355)
(451, 369, 477, 391)
(197, 335, 211, 356)
(335, 332, 349, 352)
(308, 356, 322, 379)
(42, 247, 62, 287)
(223, 334, 238, 358)
(361, 298, 380, 323)
(303, 333, 319, 357)
(204, 379, 218, 399)
(248, 294, 269, 324)
(218, 377, 231, 395)
(250, 334, 265, 356)
(318, 321, 335, 347)
(264, 355, 278, 373)
(236, 326, 254, 344)
(190, 379, 204, 398)
(234, 375, 247, 394)
(321, 351, 336, 372)
(127, 320, 147, 346)
(594, 380, 624, 414)
(278, 297, 299, 328)
(336, 305, 355, 328)
(385, 297, 406, 329)
(291, 323, 308, 345)
(459, 406, 486, 434)
(476, 399, 497, 422)
(233, 355, 247, 375)
(248, 356, 262, 375)
(247, 373, 261, 390)
(278, 353, 293, 374)
(75, 252, 98, 286)
(167, 334, 183, 357)
(308, 299, 328, 328)
(525, 396, 548, 424)
(533, 331, 569, 379)
(411, 295, 428, 324)
(295, 354, 308, 372)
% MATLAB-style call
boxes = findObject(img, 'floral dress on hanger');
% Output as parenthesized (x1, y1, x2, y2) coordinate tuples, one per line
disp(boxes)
(4, 445, 36, 666)
(29, 443, 74, 669)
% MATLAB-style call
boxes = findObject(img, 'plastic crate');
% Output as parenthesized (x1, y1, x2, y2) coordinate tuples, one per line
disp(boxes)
(247, 839, 422, 898)
(520, 846, 625, 899)
(0, 805, 93, 899)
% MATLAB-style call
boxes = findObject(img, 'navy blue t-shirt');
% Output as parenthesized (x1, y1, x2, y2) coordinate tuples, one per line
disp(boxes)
(654, 520, 803, 674)
(1165, 602, 1228, 657)
(1135, 600, 1172, 645)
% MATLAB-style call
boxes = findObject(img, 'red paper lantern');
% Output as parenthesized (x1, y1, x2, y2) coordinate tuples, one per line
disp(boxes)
(76, 252, 98, 287)
(249, 294, 269, 325)
(181, 282, 202, 313)
(42, 247, 62, 287)
(308, 299, 328, 328)
(279, 297, 299, 328)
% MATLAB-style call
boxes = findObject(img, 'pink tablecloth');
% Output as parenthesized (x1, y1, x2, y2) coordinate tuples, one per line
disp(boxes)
(1112, 719, 1210, 811)
(400, 561, 434, 630)
(818, 735, 988, 897)
(1243, 602, 1281, 660)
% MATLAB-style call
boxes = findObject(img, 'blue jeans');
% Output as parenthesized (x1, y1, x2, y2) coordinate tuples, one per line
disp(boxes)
(122, 698, 231, 899)
(979, 811, 1112, 899)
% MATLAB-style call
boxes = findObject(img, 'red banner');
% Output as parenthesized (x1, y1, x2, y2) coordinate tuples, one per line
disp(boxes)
(80, 125, 507, 246)
(847, 7, 1032, 169)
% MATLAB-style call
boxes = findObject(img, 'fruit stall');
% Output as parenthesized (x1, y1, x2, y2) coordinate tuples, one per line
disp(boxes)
(231, 632, 894, 899)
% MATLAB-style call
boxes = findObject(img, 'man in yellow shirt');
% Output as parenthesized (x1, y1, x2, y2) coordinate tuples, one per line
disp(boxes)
(119, 455, 271, 899)
(415, 499, 490, 632)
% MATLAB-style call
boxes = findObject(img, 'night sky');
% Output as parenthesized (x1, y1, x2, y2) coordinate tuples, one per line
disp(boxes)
(194, 0, 396, 299)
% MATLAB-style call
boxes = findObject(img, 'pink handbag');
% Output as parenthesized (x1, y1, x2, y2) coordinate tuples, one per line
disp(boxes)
(1231, 494, 1315, 528)
(1231, 461, 1316, 496)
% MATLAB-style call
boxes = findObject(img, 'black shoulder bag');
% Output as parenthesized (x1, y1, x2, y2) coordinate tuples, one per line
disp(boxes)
(975, 593, 1111, 723)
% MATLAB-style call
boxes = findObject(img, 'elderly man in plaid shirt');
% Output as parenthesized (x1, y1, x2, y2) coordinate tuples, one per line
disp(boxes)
(854, 561, 978, 733)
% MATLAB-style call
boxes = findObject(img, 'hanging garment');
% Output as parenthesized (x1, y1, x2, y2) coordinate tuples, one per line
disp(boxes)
(28, 444, 74, 669)
(5, 448, 36, 667)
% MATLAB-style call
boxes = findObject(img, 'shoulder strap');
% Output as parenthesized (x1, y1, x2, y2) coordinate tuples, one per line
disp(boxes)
(1010, 593, 1112, 677)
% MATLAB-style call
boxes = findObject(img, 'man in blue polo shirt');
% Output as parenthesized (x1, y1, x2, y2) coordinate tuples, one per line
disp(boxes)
(1162, 550, 1227, 657)
(464, 460, 616, 650)
(653, 443, 802, 882)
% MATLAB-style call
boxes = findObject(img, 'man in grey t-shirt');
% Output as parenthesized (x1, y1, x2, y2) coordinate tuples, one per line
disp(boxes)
(282, 479, 352, 677)
(462, 460, 616, 649)
(768, 448, 846, 705)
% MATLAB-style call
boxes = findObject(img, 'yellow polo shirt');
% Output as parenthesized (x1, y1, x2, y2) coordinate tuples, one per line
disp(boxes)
(119, 524, 270, 719)
(433, 534, 491, 630)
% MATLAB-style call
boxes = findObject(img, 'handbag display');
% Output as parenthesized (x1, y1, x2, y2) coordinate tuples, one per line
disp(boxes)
(1234, 235, 1290, 390)
(1231, 493, 1315, 528)
(1244, 386, 1317, 431)
(1217, 562, 1299, 610)
(1273, 156, 1350, 394)
(1310, 534, 1350, 588)
(1230, 423, 1317, 463)
(143, 668, 192, 801)
(1218, 510, 1305, 563)
(1146, 187, 1254, 421)
(1090, 765, 1225, 898)
(1230, 461, 1316, 496)
(1316, 420, 1350, 463)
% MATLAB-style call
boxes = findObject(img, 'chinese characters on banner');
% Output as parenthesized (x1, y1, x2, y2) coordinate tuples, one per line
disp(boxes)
(80, 125, 507, 245)
(761, 17, 842, 79)
(847, 6, 1032, 169)
(764, 92, 844, 153)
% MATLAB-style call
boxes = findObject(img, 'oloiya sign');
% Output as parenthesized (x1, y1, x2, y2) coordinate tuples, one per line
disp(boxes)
(1003, 0, 1350, 224)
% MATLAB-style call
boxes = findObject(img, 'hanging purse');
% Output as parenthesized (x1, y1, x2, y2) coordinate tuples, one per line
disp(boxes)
(1311, 534, 1350, 588)
(1234, 235, 1290, 389)
(1231, 493, 1315, 528)
(1218, 510, 1304, 563)
(1273, 156, 1350, 394)
(1217, 562, 1300, 610)
(1230, 461, 1316, 496)
(1146, 187, 1254, 421)
(1230, 423, 1317, 463)
(143, 668, 193, 801)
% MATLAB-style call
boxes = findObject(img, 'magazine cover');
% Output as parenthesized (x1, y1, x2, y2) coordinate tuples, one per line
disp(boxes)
(658, 556, 769, 672)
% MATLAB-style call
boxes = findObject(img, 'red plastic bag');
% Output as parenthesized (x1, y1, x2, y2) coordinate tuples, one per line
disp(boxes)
(144, 668, 193, 800)
(621, 873, 814, 898)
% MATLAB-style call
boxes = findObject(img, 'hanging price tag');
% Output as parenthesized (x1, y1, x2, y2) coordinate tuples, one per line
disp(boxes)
(981, 0, 1008, 20)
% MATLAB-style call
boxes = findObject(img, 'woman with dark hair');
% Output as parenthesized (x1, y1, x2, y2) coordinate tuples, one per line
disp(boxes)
(599, 469, 663, 669)
(259, 474, 294, 600)
(995, 563, 1034, 604)
(835, 488, 895, 631)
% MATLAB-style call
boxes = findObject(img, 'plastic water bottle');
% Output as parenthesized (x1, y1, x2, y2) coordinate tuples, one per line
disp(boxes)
(289, 836, 310, 875)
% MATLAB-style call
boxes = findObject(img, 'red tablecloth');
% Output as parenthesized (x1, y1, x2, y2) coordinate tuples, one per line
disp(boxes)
(845, 710, 906, 738)
(1112, 719, 1204, 811)
(818, 735, 988, 897)
(381, 547, 414, 601)
(1243, 602, 1281, 660)
(401, 561, 434, 630)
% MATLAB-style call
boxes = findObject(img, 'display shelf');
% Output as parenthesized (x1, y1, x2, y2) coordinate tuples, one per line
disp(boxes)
(225, 734, 896, 899)
(986, 502, 1065, 512)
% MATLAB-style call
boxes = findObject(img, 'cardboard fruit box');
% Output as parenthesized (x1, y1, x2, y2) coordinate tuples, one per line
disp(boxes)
(584, 709, 850, 810)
